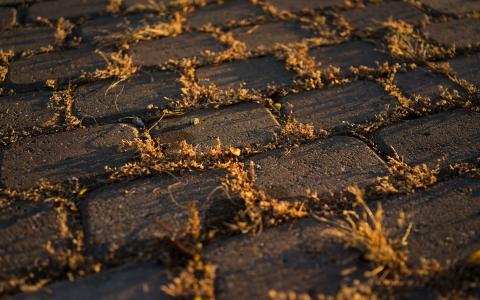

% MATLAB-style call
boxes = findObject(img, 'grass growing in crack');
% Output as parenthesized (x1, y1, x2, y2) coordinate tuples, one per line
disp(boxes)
(318, 187, 411, 278)
(94, 49, 138, 82)
(0, 49, 14, 95)
(55, 18, 74, 46)
(106, 0, 122, 14)
(382, 20, 454, 62)
(49, 85, 83, 129)
(161, 205, 217, 300)
(224, 161, 308, 234)
(373, 157, 439, 196)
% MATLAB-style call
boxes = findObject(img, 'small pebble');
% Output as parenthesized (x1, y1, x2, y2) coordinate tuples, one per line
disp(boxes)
(191, 117, 200, 125)
(132, 117, 145, 127)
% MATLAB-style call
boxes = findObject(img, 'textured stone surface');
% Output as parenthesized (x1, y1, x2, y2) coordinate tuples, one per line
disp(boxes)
(268, 0, 345, 12)
(186, 0, 265, 28)
(249, 136, 387, 198)
(394, 67, 461, 101)
(448, 52, 480, 88)
(280, 81, 397, 130)
(373, 110, 480, 167)
(420, 0, 480, 14)
(382, 178, 480, 263)
(204, 218, 363, 300)
(0, 90, 53, 131)
(7, 47, 105, 87)
(74, 71, 181, 123)
(0, 201, 67, 278)
(197, 56, 295, 90)
(426, 18, 480, 48)
(231, 21, 313, 50)
(343, 2, 424, 31)
(0, 124, 137, 189)
(0, 27, 55, 54)
(81, 170, 234, 256)
(129, 32, 224, 67)
(309, 41, 394, 77)
(0, 7, 15, 31)
(152, 102, 279, 149)
(11, 264, 172, 300)
(28, 0, 108, 21)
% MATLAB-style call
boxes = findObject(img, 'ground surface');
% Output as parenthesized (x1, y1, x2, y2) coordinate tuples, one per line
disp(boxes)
(1, 0, 480, 299)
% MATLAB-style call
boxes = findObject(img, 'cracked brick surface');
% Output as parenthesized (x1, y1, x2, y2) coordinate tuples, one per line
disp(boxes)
(1, 0, 480, 298)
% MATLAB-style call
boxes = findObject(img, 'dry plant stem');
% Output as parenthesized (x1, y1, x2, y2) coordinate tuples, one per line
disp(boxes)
(318, 186, 411, 278)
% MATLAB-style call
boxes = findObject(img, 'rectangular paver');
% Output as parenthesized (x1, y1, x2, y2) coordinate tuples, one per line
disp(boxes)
(0, 7, 15, 31)
(280, 80, 397, 131)
(81, 170, 233, 256)
(343, 2, 424, 32)
(448, 52, 480, 89)
(74, 71, 182, 123)
(420, 0, 480, 14)
(248, 136, 387, 198)
(27, 0, 108, 21)
(7, 47, 105, 87)
(197, 56, 295, 90)
(426, 18, 480, 49)
(151, 102, 279, 149)
(309, 40, 394, 77)
(0, 124, 137, 189)
(373, 110, 480, 167)
(129, 32, 224, 67)
(231, 21, 313, 50)
(186, 0, 265, 29)
(0, 27, 55, 54)
(268, 0, 344, 12)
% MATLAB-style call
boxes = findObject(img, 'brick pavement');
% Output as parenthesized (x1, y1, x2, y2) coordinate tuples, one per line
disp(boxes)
(0, 0, 479, 299)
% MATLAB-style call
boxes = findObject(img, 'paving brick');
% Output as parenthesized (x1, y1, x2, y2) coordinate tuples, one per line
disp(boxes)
(343, 2, 424, 32)
(373, 110, 480, 167)
(74, 71, 181, 123)
(420, 0, 480, 14)
(7, 47, 105, 87)
(0, 7, 15, 31)
(151, 102, 279, 149)
(129, 32, 224, 67)
(309, 40, 394, 77)
(0, 26, 55, 54)
(81, 170, 234, 256)
(230, 21, 314, 50)
(248, 136, 387, 198)
(28, 0, 108, 21)
(0, 90, 53, 132)
(382, 178, 480, 263)
(0, 124, 137, 190)
(204, 218, 362, 299)
(448, 52, 480, 88)
(197, 56, 295, 90)
(268, 0, 344, 12)
(0, 201, 67, 278)
(11, 264, 172, 300)
(81, 14, 163, 43)
(122, 0, 176, 10)
(280, 81, 397, 131)
(394, 67, 461, 101)
(186, 0, 265, 28)
(426, 18, 480, 48)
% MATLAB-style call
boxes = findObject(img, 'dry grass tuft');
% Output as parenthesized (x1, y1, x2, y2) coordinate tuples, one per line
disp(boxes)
(161, 205, 216, 300)
(55, 18, 74, 45)
(94, 49, 138, 88)
(374, 158, 439, 195)
(382, 20, 454, 62)
(49, 85, 83, 129)
(224, 161, 308, 234)
(318, 187, 411, 277)
(106, 0, 122, 14)
(0, 49, 14, 94)
(281, 116, 318, 144)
